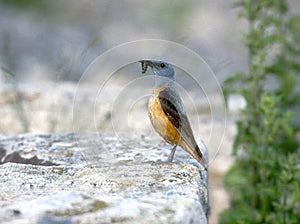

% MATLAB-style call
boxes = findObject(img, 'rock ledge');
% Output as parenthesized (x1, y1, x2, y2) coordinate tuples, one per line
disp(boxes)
(0, 133, 209, 224)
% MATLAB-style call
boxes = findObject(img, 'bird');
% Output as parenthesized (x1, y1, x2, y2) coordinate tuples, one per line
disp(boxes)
(139, 59, 207, 170)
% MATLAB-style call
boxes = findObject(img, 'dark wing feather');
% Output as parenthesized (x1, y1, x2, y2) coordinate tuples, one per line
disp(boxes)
(158, 91, 181, 129)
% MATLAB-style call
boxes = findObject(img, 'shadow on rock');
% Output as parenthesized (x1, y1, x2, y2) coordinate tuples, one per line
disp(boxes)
(0, 148, 57, 166)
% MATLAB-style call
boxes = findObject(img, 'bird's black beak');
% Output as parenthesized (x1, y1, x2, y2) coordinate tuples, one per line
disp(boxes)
(139, 60, 153, 74)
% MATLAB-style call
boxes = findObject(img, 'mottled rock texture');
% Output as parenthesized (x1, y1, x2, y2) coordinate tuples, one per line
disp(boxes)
(0, 133, 209, 224)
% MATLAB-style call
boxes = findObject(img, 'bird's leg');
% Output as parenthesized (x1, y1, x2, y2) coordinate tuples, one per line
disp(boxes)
(167, 145, 177, 163)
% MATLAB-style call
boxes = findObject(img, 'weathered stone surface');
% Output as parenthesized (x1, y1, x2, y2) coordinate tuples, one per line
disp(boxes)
(0, 133, 209, 224)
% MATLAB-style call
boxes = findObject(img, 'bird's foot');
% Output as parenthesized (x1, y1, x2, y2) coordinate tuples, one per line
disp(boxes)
(167, 145, 177, 163)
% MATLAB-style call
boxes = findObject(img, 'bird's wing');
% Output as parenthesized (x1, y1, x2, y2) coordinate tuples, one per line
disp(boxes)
(158, 87, 197, 148)
(158, 89, 181, 129)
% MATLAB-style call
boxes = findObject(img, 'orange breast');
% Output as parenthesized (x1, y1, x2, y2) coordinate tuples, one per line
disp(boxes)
(148, 88, 181, 145)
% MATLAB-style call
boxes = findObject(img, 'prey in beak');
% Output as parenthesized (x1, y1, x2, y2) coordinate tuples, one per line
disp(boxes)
(139, 60, 152, 74)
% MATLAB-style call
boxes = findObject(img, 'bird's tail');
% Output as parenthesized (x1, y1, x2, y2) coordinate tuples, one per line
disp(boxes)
(181, 140, 208, 170)
(195, 144, 208, 171)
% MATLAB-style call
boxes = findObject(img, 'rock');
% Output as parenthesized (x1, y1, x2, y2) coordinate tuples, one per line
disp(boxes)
(0, 133, 209, 224)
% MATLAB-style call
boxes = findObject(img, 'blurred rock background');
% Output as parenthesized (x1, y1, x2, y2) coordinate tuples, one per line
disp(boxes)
(0, 0, 299, 223)
(1, 0, 244, 82)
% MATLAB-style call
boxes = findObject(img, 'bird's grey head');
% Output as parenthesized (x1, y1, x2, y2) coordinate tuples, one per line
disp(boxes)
(139, 59, 175, 80)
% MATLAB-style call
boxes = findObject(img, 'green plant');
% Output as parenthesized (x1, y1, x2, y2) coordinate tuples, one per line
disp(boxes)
(220, 0, 300, 223)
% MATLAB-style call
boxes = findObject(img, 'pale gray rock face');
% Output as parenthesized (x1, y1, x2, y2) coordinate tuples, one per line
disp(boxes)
(0, 133, 209, 224)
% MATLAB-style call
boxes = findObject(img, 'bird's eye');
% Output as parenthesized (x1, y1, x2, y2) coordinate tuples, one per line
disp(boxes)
(160, 63, 165, 68)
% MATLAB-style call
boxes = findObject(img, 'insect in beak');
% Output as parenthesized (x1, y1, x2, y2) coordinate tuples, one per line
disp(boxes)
(139, 60, 151, 74)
